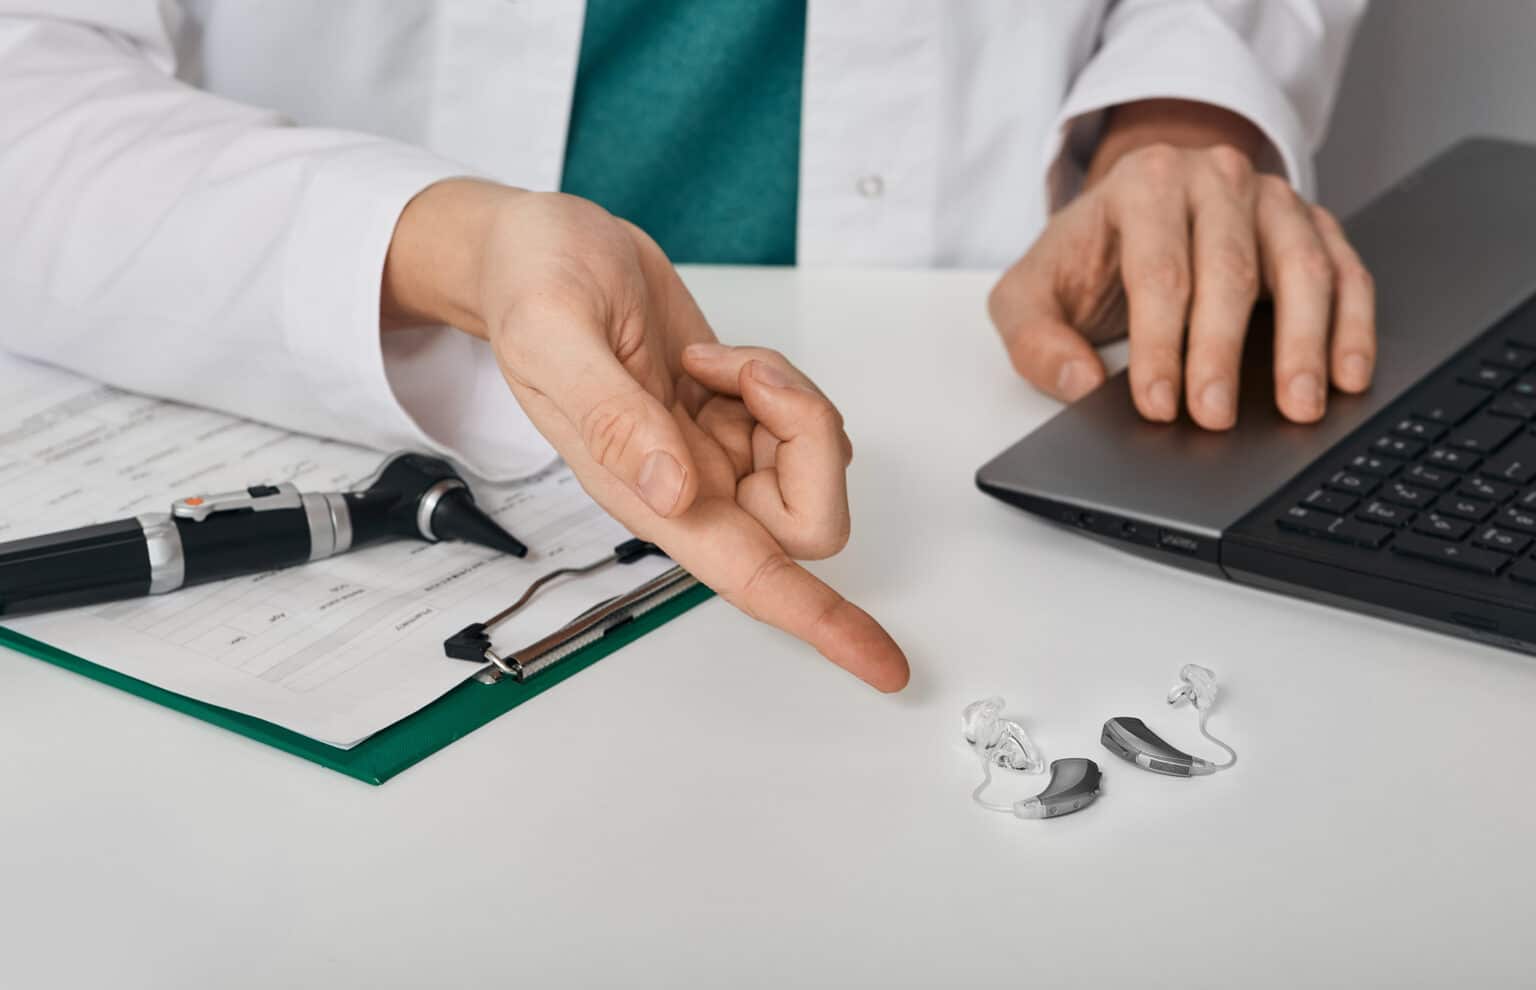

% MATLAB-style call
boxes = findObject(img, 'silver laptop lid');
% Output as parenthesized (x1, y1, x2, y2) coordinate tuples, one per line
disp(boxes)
(977, 138, 1536, 538)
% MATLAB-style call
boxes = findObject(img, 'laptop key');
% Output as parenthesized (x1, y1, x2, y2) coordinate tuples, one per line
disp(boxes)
(1426, 447, 1480, 472)
(1372, 435, 1423, 459)
(1511, 377, 1536, 398)
(1508, 558, 1536, 586)
(1500, 506, 1536, 534)
(1483, 343, 1536, 370)
(1358, 500, 1413, 528)
(1277, 506, 1391, 549)
(1436, 494, 1494, 521)
(1411, 383, 1490, 425)
(1325, 471, 1377, 496)
(1391, 533, 1508, 575)
(1489, 395, 1536, 420)
(1403, 464, 1454, 491)
(1448, 414, 1520, 453)
(1459, 364, 1515, 390)
(1379, 481, 1433, 509)
(1302, 489, 1357, 514)
(1347, 453, 1397, 477)
(1458, 476, 1515, 503)
(1413, 514, 1472, 541)
(1391, 418, 1445, 442)
(1478, 434, 1536, 483)
(1474, 526, 1532, 555)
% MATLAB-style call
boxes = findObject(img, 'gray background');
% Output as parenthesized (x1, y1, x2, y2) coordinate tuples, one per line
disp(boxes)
(1319, 0, 1536, 214)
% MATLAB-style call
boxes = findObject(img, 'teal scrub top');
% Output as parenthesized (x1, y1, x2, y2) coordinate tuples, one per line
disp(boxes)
(558, 0, 806, 265)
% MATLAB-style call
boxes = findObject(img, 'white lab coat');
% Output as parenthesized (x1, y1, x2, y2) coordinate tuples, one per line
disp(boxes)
(0, 0, 1363, 480)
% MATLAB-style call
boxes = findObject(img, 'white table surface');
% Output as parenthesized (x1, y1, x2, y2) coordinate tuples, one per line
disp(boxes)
(3, 268, 1533, 989)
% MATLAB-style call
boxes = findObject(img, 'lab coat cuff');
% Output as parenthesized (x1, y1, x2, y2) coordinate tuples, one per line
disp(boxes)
(1043, 43, 1312, 211)
(281, 142, 555, 483)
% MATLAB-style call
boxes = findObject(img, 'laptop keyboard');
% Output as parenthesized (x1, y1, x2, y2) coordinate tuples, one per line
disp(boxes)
(1273, 324, 1536, 586)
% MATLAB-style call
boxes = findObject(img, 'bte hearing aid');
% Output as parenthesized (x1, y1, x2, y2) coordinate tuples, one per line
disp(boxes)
(1100, 664, 1238, 777)
(961, 698, 1102, 820)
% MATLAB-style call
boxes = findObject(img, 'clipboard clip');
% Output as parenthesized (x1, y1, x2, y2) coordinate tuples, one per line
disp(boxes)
(442, 539, 697, 684)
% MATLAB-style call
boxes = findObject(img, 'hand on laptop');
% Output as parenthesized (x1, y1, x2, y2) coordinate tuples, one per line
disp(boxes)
(383, 180, 910, 692)
(989, 99, 1376, 430)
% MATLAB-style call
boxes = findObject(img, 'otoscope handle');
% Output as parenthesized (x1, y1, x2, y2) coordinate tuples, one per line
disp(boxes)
(0, 484, 344, 618)
(0, 517, 155, 616)
(0, 453, 528, 618)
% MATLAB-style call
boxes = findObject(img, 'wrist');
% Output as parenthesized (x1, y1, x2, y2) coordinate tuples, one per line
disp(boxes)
(1085, 99, 1266, 189)
(382, 178, 528, 339)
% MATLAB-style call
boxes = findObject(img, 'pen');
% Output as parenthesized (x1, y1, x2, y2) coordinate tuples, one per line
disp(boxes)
(0, 452, 527, 618)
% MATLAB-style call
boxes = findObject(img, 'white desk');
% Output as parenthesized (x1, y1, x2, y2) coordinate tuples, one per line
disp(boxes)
(3, 268, 1533, 989)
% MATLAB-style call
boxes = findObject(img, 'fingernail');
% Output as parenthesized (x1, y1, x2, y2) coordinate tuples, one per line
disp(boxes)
(1341, 353, 1371, 390)
(637, 450, 685, 516)
(1289, 371, 1325, 417)
(751, 360, 792, 389)
(1200, 380, 1234, 423)
(1056, 360, 1099, 401)
(1148, 379, 1177, 420)
(683, 342, 729, 362)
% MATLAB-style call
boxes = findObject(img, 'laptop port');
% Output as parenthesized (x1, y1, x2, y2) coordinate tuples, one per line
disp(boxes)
(1158, 530, 1201, 555)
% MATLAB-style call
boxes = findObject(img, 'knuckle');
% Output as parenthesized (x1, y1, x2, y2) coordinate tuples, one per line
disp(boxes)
(1147, 343, 1186, 373)
(739, 551, 797, 615)
(1209, 239, 1260, 298)
(1204, 144, 1255, 186)
(817, 518, 853, 558)
(1132, 252, 1191, 301)
(1284, 245, 1335, 287)
(1129, 142, 1183, 184)
(804, 396, 845, 433)
(789, 517, 852, 561)
(1341, 260, 1375, 297)
(1131, 342, 1185, 380)
(1308, 203, 1341, 234)
(577, 393, 644, 469)
(1257, 173, 1299, 206)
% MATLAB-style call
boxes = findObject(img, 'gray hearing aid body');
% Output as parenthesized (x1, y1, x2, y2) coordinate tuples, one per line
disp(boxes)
(1101, 716, 1212, 777)
(1101, 665, 1238, 777)
(1014, 758, 1103, 819)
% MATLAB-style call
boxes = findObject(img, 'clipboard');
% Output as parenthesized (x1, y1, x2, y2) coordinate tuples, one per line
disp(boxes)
(0, 578, 713, 785)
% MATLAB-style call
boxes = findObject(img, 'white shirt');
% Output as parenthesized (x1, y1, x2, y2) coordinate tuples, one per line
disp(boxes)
(0, 0, 1364, 481)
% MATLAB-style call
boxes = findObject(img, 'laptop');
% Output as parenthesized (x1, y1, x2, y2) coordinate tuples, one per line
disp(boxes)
(976, 137, 1536, 655)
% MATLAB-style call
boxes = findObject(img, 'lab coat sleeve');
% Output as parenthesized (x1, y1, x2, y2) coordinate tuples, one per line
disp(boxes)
(1045, 0, 1368, 206)
(0, 7, 557, 483)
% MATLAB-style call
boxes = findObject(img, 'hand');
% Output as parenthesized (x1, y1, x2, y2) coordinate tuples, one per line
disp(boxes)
(383, 180, 909, 692)
(989, 99, 1376, 430)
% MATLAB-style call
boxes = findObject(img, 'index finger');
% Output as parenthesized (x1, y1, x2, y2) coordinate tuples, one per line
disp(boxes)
(1110, 168, 1193, 422)
(531, 404, 910, 693)
(654, 498, 910, 692)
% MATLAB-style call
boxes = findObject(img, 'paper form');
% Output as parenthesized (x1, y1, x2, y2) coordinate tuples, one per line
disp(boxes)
(0, 353, 672, 747)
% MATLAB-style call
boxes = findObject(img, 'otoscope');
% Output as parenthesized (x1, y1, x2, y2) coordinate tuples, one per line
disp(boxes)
(0, 452, 527, 618)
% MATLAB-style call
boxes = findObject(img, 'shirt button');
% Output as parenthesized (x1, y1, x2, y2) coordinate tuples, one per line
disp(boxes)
(856, 174, 885, 199)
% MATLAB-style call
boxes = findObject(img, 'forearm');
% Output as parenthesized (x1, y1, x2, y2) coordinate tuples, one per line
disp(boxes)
(0, 16, 519, 466)
(1086, 99, 1267, 187)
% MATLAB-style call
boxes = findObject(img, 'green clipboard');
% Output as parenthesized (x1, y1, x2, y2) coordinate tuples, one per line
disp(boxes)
(0, 583, 714, 785)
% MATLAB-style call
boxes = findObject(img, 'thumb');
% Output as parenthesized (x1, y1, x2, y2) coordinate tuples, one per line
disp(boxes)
(514, 318, 701, 518)
(1004, 313, 1108, 403)
(989, 267, 1107, 402)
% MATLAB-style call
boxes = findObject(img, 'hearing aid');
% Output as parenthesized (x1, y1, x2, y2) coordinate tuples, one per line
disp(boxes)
(1100, 664, 1238, 777)
(961, 697, 1102, 819)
